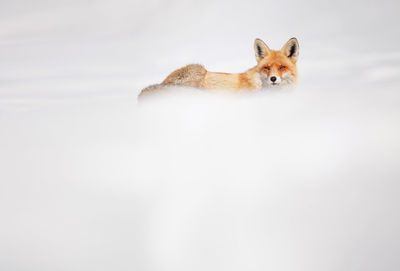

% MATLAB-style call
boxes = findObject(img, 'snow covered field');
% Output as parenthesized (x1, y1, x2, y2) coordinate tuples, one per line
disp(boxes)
(1, 0, 400, 270)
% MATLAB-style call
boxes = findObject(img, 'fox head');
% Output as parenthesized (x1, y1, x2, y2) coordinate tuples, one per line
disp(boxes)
(254, 38, 299, 87)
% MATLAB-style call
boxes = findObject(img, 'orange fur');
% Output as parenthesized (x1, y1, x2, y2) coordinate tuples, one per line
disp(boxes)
(139, 38, 299, 97)
(257, 51, 298, 83)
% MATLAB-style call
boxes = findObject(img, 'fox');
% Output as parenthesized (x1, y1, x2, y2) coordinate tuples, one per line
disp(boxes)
(139, 37, 299, 97)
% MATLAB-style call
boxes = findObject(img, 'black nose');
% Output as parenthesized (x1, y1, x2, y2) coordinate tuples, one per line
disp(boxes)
(270, 76, 277, 82)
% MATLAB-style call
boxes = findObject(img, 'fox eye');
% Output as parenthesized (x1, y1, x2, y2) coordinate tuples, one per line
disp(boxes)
(264, 66, 270, 70)
(280, 65, 286, 70)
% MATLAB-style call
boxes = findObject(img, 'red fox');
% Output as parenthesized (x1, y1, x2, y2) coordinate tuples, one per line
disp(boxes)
(139, 38, 299, 97)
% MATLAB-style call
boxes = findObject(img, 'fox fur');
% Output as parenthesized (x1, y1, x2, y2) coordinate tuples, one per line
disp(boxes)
(139, 38, 299, 98)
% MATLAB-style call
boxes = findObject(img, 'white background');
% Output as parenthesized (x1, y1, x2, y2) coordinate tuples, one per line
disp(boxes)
(1, 1, 400, 270)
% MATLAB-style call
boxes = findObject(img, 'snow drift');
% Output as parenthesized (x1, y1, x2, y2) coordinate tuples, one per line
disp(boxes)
(1, 0, 400, 270)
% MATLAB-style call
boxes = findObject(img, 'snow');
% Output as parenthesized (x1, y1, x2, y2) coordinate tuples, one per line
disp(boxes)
(1, 0, 400, 270)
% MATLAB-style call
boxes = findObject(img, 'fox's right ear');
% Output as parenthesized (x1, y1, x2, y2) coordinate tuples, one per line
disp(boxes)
(281, 37, 299, 63)
(254, 38, 270, 62)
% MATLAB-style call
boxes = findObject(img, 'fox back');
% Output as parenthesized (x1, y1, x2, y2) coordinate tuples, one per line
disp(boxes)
(139, 38, 299, 98)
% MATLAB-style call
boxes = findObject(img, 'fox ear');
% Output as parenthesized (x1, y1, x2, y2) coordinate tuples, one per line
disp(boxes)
(281, 37, 299, 63)
(254, 38, 270, 62)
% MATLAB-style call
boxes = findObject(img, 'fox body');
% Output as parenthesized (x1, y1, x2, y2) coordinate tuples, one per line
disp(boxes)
(139, 38, 299, 97)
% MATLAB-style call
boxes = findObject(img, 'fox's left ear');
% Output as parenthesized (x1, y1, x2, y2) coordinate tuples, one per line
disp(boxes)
(281, 38, 299, 63)
(254, 38, 271, 62)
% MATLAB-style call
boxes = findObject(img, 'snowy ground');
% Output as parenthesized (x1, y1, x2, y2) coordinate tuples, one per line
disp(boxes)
(1, 1, 400, 271)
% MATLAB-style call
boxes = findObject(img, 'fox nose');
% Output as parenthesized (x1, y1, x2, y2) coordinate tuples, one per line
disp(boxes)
(270, 76, 277, 82)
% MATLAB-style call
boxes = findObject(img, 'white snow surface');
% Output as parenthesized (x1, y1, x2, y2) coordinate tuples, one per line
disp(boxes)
(1, 0, 400, 270)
